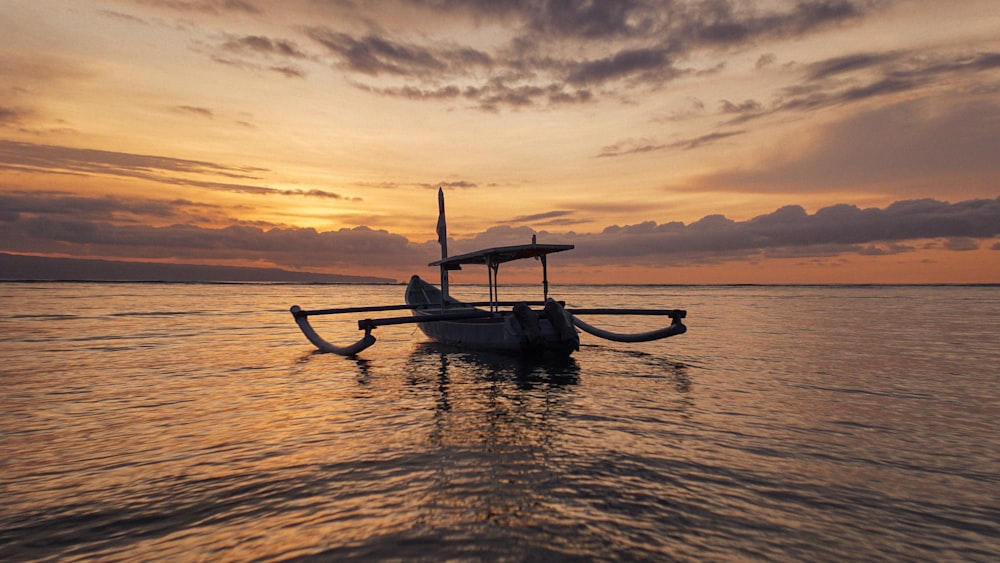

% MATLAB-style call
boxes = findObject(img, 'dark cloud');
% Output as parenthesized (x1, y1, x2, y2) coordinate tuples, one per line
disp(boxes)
(416, 0, 871, 43)
(566, 47, 674, 86)
(307, 28, 491, 78)
(560, 197, 1000, 265)
(221, 35, 309, 59)
(282, 189, 362, 200)
(0, 139, 262, 178)
(509, 210, 576, 223)
(416, 180, 479, 190)
(0, 192, 184, 222)
(267, 65, 307, 78)
(1, 217, 422, 272)
(4, 190, 997, 272)
(204, 32, 312, 78)
(0, 140, 358, 200)
(719, 99, 764, 122)
(729, 50, 1000, 122)
(524, 0, 658, 38)
(756, 53, 776, 69)
(109, 2, 999, 117)
(806, 51, 900, 81)
(294, 0, 882, 111)
(720, 99, 763, 113)
(99, 10, 150, 25)
(115, 0, 897, 112)
(943, 238, 979, 251)
(175, 105, 214, 118)
(210, 54, 308, 78)
(673, 130, 745, 150)
(0, 106, 29, 127)
(134, 0, 261, 15)
(598, 129, 744, 157)
(598, 138, 668, 158)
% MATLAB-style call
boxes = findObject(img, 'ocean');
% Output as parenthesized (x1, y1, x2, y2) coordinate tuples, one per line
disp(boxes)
(1, 282, 998, 561)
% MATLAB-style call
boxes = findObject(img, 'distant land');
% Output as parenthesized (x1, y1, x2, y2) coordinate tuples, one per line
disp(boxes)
(0, 253, 396, 284)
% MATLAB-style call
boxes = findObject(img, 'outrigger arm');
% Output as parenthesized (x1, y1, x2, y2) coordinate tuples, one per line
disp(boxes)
(571, 316, 686, 342)
(567, 308, 687, 343)
(291, 305, 377, 355)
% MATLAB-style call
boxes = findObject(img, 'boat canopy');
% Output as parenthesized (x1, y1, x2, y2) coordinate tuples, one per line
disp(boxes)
(429, 242, 574, 270)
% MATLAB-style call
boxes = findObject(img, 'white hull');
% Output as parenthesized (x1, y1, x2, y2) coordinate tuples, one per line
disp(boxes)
(405, 276, 579, 356)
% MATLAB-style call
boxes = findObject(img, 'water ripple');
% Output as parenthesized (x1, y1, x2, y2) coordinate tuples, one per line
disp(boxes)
(1, 283, 998, 560)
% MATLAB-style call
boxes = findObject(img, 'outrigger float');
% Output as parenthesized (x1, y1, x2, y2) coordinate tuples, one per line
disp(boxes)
(290, 189, 687, 357)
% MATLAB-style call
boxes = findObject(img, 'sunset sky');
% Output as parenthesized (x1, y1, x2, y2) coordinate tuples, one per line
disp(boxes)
(2, 0, 999, 283)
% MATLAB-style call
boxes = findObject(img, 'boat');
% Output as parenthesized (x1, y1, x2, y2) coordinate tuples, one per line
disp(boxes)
(290, 188, 687, 357)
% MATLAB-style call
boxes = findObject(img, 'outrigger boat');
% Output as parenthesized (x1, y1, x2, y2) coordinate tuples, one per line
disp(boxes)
(290, 189, 687, 357)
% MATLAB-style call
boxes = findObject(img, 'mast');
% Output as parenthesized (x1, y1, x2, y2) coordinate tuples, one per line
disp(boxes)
(436, 187, 449, 304)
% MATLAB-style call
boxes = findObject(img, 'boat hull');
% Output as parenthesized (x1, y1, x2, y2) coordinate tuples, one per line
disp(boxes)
(405, 276, 579, 357)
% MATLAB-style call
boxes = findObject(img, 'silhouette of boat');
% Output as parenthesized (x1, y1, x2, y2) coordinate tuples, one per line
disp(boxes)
(291, 189, 687, 357)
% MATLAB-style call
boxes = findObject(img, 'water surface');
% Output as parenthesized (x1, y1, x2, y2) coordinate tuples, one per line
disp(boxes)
(2, 283, 998, 560)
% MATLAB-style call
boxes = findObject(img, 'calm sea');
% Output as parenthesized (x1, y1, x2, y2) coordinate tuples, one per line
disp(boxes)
(1, 282, 998, 561)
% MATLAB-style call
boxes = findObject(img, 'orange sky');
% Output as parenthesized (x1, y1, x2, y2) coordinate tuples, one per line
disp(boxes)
(2, 0, 999, 283)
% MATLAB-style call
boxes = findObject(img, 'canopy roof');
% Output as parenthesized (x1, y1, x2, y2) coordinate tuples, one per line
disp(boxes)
(429, 242, 574, 270)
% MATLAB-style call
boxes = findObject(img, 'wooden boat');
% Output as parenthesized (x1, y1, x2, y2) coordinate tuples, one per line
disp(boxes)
(291, 189, 687, 357)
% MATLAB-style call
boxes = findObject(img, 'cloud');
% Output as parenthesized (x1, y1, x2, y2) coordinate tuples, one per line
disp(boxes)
(566, 47, 676, 86)
(0, 140, 359, 200)
(415, 180, 479, 190)
(175, 105, 214, 118)
(598, 129, 744, 157)
(693, 97, 1000, 196)
(805, 51, 901, 81)
(290, 0, 883, 111)
(100, 1, 898, 112)
(307, 28, 491, 78)
(4, 189, 998, 273)
(220, 34, 309, 59)
(1, 216, 422, 271)
(205, 33, 312, 77)
(133, 0, 261, 15)
(673, 130, 746, 151)
(598, 138, 668, 158)
(99, 9, 150, 25)
(281, 189, 362, 200)
(0, 139, 262, 178)
(509, 210, 575, 223)
(558, 197, 1000, 265)
(504, 210, 590, 227)
(722, 50, 1000, 123)
(756, 53, 777, 69)
(943, 238, 979, 251)
(0, 192, 186, 222)
(210, 55, 308, 78)
(0, 106, 31, 127)
(630, 48, 1000, 192)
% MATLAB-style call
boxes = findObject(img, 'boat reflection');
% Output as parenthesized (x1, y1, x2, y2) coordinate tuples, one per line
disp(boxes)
(393, 344, 581, 537)
(409, 341, 581, 388)
(291, 340, 694, 560)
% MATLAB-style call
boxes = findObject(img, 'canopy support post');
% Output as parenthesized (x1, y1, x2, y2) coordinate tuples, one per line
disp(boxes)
(487, 258, 500, 312)
(541, 254, 549, 301)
